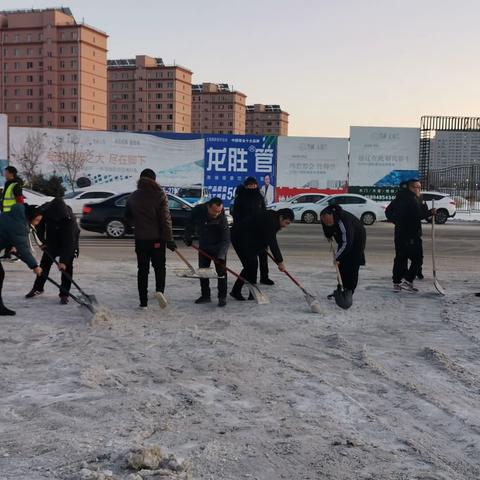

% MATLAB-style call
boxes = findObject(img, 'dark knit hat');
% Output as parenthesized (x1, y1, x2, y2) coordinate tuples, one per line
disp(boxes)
(140, 168, 156, 180)
(243, 176, 258, 186)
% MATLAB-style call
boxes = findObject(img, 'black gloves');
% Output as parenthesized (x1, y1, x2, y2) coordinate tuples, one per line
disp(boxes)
(166, 240, 177, 252)
(184, 237, 193, 247)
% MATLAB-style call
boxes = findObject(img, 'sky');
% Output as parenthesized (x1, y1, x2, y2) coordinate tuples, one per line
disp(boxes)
(10, 0, 480, 137)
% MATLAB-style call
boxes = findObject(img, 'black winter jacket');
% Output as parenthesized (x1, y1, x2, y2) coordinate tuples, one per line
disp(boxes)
(184, 203, 230, 260)
(231, 210, 283, 262)
(231, 185, 266, 223)
(386, 189, 431, 239)
(125, 178, 173, 241)
(35, 198, 80, 263)
(322, 206, 366, 265)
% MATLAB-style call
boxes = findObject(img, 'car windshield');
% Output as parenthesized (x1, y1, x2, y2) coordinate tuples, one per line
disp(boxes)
(63, 191, 82, 199)
(177, 188, 201, 199)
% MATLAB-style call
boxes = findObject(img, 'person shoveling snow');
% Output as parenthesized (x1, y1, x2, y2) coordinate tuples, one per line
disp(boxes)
(0, 204, 43, 316)
(320, 205, 366, 310)
(183, 197, 230, 307)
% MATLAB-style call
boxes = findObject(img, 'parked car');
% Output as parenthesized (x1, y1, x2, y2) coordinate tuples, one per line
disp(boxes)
(267, 193, 327, 211)
(383, 191, 457, 225)
(422, 191, 456, 224)
(292, 193, 386, 225)
(80, 192, 193, 238)
(63, 189, 117, 215)
(22, 188, 54, 206)
(176, 186, 210, 205)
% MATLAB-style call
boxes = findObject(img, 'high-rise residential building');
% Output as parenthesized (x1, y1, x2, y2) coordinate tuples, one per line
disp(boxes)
(191, 83, 246, 135)
(0, 7, 108, 130)
(246, 104, 289, 136)
(429, 131, 480, 170)
(107, 55, 192, 133)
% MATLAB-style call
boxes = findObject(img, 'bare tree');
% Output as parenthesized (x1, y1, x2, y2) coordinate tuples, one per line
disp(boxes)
(10, 130, 46, 186)
(51, 133, 94, 192)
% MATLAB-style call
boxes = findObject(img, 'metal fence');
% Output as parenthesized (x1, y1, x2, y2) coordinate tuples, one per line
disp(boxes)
(420, 116, 480, 212)
(427, 163, 480, 212)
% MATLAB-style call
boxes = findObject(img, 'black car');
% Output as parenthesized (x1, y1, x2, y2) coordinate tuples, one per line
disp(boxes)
(80, 192, 193, 238)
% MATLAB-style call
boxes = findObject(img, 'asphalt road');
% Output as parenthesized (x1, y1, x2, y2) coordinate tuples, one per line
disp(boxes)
(77, 222, 480, 271)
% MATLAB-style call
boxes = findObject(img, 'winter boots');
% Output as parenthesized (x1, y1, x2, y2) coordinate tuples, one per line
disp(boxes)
(25, 289, 43, 298)
(0, 299, 15, 316)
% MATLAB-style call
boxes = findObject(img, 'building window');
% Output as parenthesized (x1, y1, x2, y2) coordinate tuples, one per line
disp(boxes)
(47, 107, 52, 112)
(14, 89, 20, 96)
(26, 88, 33, 96)
(60, 60, 65, 68)
(71, 46, 78, 54)
(14, 62, 21, 70)
(60, 74, 65, 81)
(59, 47, 65, 54)
(27, 34, 32, 42)
(71, 102, 77, 109)
(47, 121, 52, 127)
(167, 124, 173, 130)
(72, 74, 78, 81)
(60, 116, 65, 123)
(14, 34, 20, 43)
(72, 115, 77, 122)
(156, 93, 162, 99)
(167, 103, 173, 109)
(60, 102, 65, 109)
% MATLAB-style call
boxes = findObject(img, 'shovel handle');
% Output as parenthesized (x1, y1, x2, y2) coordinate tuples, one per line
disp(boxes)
(191, 245, 245, 282)
(329, 240, 344, 288)
(265, 250, 302, 289)
(174, 248, 196, 273)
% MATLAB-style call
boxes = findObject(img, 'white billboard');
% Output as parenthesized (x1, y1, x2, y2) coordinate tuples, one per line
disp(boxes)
(277, 136, 349, 200)
(349, 126, 420, 187)
(9, 127, 204, 192)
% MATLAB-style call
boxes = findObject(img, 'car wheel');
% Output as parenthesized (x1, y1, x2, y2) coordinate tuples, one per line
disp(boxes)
(105, 219, 126, 238)
(435, 209, 448, 224)
(361, 212, 376, 226)
(301, 211, 317, 224)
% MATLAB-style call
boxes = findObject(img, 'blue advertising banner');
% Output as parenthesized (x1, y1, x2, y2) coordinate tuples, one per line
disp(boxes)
(204, 134, 277, 207)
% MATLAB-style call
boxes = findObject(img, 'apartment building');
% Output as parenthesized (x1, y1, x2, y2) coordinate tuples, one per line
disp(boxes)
(191, 83, 246, 135)
(0, 7, 108, 130)
(107, 55, 192, 133)
(246, 104, 289, 136)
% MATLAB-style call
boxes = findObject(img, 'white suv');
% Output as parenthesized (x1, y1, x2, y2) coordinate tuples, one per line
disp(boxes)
(421, 191, 456, 224)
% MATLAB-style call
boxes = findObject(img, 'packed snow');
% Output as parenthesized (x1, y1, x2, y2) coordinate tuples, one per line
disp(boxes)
(0, 247, 479, 479)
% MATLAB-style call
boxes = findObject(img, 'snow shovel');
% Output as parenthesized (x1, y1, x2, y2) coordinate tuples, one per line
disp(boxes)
(266, 251, 321, 313)
(329, 241, 353, 310)
(191, 245, 269, 305)
(173, 248, 223, 279)
(43, 275, 96, 316)
(30, 228, 99, 313)
(431, 199, 446, 296)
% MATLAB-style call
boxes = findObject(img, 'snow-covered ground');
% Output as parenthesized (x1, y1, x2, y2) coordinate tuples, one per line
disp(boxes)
(452, 211, 480, 222)
(1, 251, 479, 479)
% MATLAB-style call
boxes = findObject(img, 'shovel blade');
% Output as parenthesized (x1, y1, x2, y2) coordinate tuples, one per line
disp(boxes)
(434, 279, 446, 296)
(334, 286, 353, 310)
(305, 293, 322, 314)
(247, 284, 269, 305)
